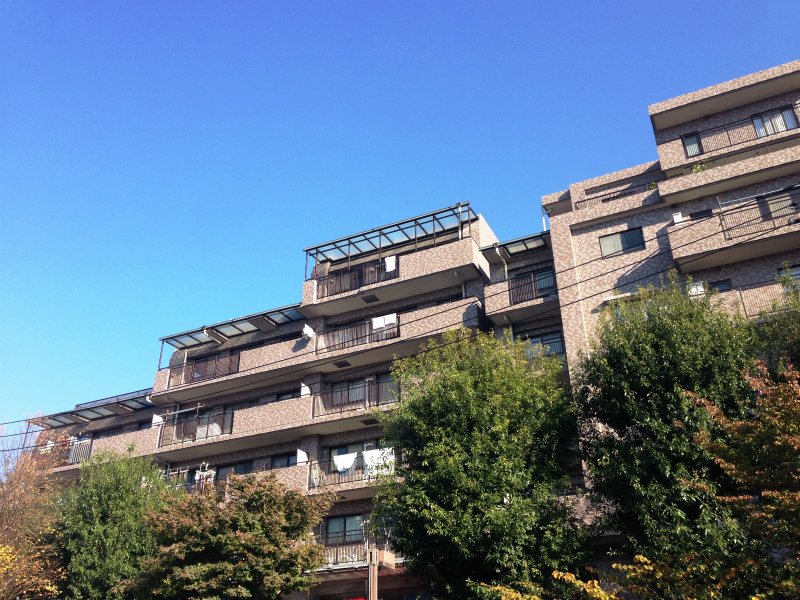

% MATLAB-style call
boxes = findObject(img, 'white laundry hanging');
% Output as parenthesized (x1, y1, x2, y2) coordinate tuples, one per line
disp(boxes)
(332, 452, 358, 474)
(384, 255, 396, 272)
(363, 448, 395, 477)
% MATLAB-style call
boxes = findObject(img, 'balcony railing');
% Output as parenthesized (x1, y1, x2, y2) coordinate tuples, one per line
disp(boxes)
(167, 353, 240, 389)
(318, 318, 400, 353)
(720, 190, 800, 241)
(159, 408, 234, 447)
(314, 533, 392, 566)
(726, 279, 798, 319)
(317, 258, 399, 299)
(509, 270, 557, 305)
(67, 440, 92, 465)
(314, 380, 399, 417)
(308, 450, 395, 490)
(575, 182, 657, 210)
(688, 104, 799, 158)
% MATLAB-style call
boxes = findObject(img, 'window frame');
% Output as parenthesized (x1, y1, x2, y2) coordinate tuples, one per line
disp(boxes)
(271, 452, 298, 469)
(599, 228, 646, 259)
(682, 133, 704, 158)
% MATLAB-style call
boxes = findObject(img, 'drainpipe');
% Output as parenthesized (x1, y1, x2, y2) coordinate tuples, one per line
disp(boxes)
(494, 243, 509, 282)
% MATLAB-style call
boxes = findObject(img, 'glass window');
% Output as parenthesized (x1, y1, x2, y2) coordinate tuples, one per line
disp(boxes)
(687, 281, 706, 297)
(271, 453, 297, 469)
(276, 389, 301, 401)
(217, 460, 254, 480)
(326, 514, 364, 543)
(710, 279, 732, 293)
(683, 134, 703, 157)
(520, 332, 564, 358)
(754, 107, 799, 138)
(599, 228, 645, 258)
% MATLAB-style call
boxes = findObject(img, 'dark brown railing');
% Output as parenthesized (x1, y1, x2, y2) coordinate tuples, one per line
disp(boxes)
(167, 353, 240, 389)
(159, 408, 234, 447)
(720, 191, 800, 241)
(314, 380, 398, 417)
(314, 533, 391, 566)
(509, 270, 557, 305)
(67, 440, 92, 465)
(308, 451, 394, 490)
(319, 318, 400, 352)
(317, 258, 399, 299)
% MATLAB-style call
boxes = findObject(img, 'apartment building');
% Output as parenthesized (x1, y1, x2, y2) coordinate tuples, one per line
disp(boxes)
(543, 59, 800, 363)
(33, 60, 800, 599)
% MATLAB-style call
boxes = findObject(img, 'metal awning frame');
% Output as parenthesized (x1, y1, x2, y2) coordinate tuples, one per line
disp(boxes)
(304, 204, 477, 277)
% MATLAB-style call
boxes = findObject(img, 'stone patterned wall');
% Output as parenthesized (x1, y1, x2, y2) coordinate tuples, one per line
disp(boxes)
(659, 145, 800, 201)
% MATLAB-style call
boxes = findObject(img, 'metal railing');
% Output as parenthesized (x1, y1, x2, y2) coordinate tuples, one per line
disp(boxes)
(691, 104, 799, 157)
(575, 182, 657, 210)
(317, 258, 399, 299)
(308, 451, 395, 490)
(313, 533, 390, 566)
(723, 279, 798, 319)
(319, 318, 400, 352)
(314, 380, 399, 416)
(159, 408, 234, 447)
(720, 191, 800, 241)
(509, 270, 557, 305)
(167, 353, 240, 388)
(67, 440, 92, 465)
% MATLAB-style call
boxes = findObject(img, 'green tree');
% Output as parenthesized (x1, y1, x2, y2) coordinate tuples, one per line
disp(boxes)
(757, 264, 800, 376)
(372, 328, 587, 600)
(57, 446, 174, 600)
(573, 272, 756, 561)
(127, 473, 332, 600)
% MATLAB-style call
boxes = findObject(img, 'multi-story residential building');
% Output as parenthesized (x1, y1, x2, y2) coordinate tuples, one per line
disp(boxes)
(34, 60, 800, 598)
(543, 59, 800, 363)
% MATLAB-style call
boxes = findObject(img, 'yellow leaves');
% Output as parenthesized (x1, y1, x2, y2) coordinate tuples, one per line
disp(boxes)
(553, 570, 616, 600)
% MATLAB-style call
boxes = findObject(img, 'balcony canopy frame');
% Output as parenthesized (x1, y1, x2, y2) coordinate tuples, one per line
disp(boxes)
(303, 203, 478, 278)
(37, 387, 154, 429)
(159, 304, 305, 351)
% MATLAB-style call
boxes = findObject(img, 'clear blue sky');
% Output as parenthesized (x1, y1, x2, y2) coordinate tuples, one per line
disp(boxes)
(1, 1, 798, 424)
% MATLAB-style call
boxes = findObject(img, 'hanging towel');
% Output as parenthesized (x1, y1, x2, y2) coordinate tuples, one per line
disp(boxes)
(363, 448, 395, 477)
(332, 452, 358, 474)
(384, 255, 396, 272)
(302, 324, 315, 339)
(371, 315, 386, 330)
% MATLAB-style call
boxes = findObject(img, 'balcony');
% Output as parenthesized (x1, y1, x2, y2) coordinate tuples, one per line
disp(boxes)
(313, 533, 395, 569)
(670, 189, 800, 272)
(316, 258, 399, 299)
(167, 353, 240, 389)
(574, 182, 660, 211)
(658, 137, 800, 205)
(308, 449, 394, 492)
(318, 318, 400, 353)
(484, 269, 559, 326)
(301, 205, 489, 317)
(718, 279, 797, 319)
(313, 380, 399, 417)
(159, 407, 234, 447)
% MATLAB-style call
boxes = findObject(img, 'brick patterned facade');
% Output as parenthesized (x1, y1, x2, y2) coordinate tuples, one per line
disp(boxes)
(39, 61, 800, 598)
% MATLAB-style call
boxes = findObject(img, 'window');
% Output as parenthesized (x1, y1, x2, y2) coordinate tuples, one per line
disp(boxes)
(216, 460, 254, 480)
(687, 281, 706, 297)
(326, 514, 364, 544)
(753, 107, 799, 138)
(683, 134, 703, 158)
(276, 389, 301, 401)
(710, 279, 732, 293)
(599, 228, 645, 258)
(271, 452, 297, 469)
(519, 332, 564, 358)
(330, 440, 377, 457)
(780, 265, 800, 291)
(689, 209, 714, 220)
(329, 378, 367, 407)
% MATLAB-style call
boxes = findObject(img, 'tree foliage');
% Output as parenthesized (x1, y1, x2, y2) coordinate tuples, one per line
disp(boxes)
(57, 447, 174, 600)
(126, 473, 333, 600)
(573, 272, 756, 559)
(757, 265, 800, 376)
(373, 328, 587, 599)
(0, 423, 65, 600)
